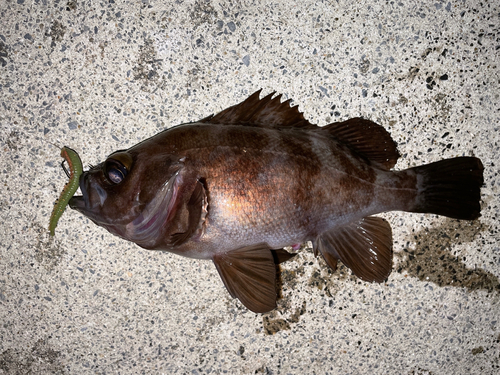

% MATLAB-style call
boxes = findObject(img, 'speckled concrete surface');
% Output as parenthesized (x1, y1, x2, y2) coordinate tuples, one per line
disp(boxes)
(1, 0, 499, 373)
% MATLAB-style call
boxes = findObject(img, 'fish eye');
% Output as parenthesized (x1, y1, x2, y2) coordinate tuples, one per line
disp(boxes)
(106, 161, 127, 184)
(104, 151, 133, 185)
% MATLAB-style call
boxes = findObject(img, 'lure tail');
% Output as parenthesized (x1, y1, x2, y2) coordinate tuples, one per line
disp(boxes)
(409, 156, 484, 220)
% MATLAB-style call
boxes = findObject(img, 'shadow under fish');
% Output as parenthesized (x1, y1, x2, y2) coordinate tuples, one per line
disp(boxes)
(66, 90, 484, 313)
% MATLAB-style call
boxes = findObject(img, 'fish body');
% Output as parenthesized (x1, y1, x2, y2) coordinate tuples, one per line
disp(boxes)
(69, 91, 483, 312)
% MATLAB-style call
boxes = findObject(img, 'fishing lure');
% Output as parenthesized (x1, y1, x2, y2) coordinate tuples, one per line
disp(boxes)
(49, 146, 83, 236)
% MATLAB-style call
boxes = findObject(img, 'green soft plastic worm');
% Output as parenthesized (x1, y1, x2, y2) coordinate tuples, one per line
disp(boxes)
(49, 146, 83, 236)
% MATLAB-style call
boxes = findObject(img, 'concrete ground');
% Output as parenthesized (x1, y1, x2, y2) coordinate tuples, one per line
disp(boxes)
(1, 0, 499, 373)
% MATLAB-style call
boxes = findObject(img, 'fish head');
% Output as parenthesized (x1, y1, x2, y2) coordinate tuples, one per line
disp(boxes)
(69, 148, 187, 248)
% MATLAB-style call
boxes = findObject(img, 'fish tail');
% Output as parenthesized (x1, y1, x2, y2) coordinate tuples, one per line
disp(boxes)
(410, 156, 484, 220)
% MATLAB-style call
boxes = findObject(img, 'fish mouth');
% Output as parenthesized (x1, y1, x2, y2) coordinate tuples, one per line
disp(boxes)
(69, 195, 85, 211)
(69, 173, 89, 213)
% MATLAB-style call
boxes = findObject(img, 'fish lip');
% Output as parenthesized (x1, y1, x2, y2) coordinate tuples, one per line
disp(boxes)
(69, 173, 89, 212)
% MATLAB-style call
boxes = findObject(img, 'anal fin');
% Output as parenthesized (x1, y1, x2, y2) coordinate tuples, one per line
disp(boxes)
(213, 244, 278, 313)
(313, 216, 393, 283)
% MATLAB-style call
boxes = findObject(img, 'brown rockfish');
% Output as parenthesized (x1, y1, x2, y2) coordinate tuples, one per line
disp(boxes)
(69, 91, 484, 313)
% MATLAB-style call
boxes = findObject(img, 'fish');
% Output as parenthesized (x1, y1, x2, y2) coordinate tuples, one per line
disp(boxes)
(69, 90, 484, 313)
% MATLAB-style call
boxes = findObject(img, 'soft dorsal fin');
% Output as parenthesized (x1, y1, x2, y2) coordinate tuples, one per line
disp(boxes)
(313, 216, 393, 283)
(323, 118, 400, 169)
(200, 90, 314, 128)
(213, 244, 278, 313)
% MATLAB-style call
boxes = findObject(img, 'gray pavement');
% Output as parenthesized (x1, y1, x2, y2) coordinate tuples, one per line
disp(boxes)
(1, 0, 499, 373)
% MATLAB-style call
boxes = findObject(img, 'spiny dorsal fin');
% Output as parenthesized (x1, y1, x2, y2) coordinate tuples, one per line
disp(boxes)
(200, 90, 314, 129)
(323, 118, 400, 169)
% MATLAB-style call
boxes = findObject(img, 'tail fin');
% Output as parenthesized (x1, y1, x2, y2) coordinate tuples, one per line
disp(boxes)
(411, 157, 484, 220)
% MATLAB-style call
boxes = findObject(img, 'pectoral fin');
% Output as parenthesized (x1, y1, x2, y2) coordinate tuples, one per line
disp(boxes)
(313, 216, 393, 283)
(213, 244, 277, 313)
(170, 179, 208, 246)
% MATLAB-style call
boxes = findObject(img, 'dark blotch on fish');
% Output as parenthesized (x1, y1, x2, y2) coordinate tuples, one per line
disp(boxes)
(69, 90, 484, 313)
